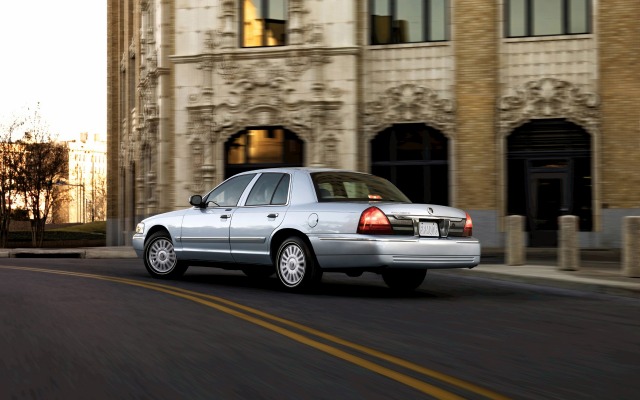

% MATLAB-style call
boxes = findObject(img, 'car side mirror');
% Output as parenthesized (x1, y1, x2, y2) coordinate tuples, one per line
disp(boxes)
(189, 195, 204, 208)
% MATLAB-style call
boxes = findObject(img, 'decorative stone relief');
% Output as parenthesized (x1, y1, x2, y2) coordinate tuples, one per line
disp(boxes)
(322, 134, 340, 168)
(128, 40, 136, 59)
(363, 83, 455, 138)
(147, 50, 157, 71)
(190, 141, 204, 193)
(203, 30, 220, 52)
(219, 0, 236, 49)
(499, 77, 599, 136)
(187, 105, 216, 144)
(285, 46, 331, 79)
(214, 72, 312, 141)
(217, 55, 241, 84)
(212, 68, 343, 148)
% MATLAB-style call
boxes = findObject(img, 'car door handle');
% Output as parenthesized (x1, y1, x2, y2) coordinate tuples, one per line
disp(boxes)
(220, 214, 231, 219)
(267, 213, 279, 218)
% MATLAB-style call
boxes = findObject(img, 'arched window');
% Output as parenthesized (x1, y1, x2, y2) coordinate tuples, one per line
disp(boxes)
(371, 123, 448, 205)
(225, 127, 303, 178)
(507, 118, 592, 246)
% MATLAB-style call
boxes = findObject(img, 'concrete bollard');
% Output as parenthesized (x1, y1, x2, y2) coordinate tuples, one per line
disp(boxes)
(506, 215, 525, 266)
(558, 215, 579, 271)
(622, 216, 640, 277)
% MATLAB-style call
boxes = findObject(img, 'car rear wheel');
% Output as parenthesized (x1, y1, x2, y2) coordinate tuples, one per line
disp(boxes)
(276, 236, 322, 290)
(143, 231, 188, 279)
(382, 269, 427, 292)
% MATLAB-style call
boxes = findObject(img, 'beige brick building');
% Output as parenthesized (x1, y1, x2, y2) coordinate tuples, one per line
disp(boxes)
(107, 0, 640, 248)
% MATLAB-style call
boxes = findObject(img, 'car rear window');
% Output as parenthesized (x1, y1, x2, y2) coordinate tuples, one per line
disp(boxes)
(311, 172, 411, 203)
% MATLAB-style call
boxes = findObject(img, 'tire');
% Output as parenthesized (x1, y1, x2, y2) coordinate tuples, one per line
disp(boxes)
(382, 269, 427, 292)
(242, 266, 275, 279)
(143, 231, 188, 279)
(275, 236, 322, 290)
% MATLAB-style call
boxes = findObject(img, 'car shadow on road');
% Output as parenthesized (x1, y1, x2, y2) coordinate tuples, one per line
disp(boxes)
(165, 270, 448, 300)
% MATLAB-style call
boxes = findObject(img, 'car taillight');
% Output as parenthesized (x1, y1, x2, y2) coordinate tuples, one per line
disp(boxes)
(357, 206, 393, 235)
(463, 212, 473, 236)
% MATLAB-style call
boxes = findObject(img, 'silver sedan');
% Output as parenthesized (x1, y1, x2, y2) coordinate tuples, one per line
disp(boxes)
(133, 168, 480, 291)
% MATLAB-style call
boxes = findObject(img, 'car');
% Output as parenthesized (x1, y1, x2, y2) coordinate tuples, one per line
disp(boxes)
(133, 168, 480, 292)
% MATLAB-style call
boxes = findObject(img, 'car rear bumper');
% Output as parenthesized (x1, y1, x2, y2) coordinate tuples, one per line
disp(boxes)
(310, 235, 481, 270)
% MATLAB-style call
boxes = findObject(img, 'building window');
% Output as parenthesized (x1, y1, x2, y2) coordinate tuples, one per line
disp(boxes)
(371, 123, 449, 205)
(225, 127, 303, 178)
(506, 0, 590, 38)
(370, 0, 448, 45)
(242, 0, 287, 47)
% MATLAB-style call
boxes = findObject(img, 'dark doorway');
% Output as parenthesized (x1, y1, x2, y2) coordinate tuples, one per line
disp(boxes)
(225, 127, 304, 178)
(529, 171, 569, 246)
(507, 119, 592, 247)
(371, 123, 449, 205)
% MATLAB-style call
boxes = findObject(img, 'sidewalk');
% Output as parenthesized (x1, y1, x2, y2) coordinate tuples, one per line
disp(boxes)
(1, 246, 639, 298)
(440, 248, 640, 299)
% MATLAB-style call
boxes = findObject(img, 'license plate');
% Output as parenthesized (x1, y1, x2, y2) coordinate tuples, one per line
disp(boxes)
(418, 221, 439, 237)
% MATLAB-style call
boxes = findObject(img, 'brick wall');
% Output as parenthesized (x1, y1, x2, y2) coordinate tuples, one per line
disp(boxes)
(454, 1, 499, 210)
(599, 0, 640, 208)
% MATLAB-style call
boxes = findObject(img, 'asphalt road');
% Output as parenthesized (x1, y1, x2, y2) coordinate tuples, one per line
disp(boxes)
(1, 258, 638, 400)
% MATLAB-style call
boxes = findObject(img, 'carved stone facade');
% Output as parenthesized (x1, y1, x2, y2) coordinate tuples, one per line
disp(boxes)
(108, 1, 640, 248)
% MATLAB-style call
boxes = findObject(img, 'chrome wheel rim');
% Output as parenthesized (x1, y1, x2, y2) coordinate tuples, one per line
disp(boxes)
(148, 238, 177, 273)
(278, 243, 306, 286)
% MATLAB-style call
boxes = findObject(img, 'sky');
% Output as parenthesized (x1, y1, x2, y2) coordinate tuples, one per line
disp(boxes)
(0, 1, 106, 141)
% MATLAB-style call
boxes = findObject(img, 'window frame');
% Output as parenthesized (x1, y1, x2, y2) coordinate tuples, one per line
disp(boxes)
(203, 173, 257, 207)
(245, 173, 290, 206)
(311, 171, 411, 203)
(505, 0, 592, 38)
(241, 0, 288, 48)
(369, 0, 449, 45)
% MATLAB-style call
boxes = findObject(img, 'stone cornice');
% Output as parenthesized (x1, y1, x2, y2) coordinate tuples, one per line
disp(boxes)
(169, 46, 360, 64)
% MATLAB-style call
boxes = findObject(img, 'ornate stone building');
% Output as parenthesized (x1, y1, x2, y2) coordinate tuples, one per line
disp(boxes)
(107, 0, 640, 248)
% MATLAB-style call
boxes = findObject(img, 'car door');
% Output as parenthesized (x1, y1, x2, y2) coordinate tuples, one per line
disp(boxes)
(229, 172, 290, 265)
(180, 173, 257, 262)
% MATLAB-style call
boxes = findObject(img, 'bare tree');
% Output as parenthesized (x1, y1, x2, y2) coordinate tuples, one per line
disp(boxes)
(0, 119, 25, 247)
(15, 106, 68, 247)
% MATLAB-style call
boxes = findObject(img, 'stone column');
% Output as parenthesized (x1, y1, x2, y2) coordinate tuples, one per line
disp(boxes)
(506, 215, 525, 266)
(622, 216, 640, 277)
(558, 215, 579, 271)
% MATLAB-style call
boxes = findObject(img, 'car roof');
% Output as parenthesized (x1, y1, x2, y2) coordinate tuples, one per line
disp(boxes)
(234, 167, 370, 175)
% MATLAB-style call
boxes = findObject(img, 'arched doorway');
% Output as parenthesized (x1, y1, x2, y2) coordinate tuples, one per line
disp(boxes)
(371, 123, 449, 205)
(225, 127, 304, 178)
(507, 119, 592, 247)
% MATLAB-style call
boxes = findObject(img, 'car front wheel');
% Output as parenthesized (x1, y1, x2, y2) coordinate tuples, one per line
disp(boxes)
(276, 236, 322, 290)
(143, 231, 188, 279)
(382, 269, 427, 292)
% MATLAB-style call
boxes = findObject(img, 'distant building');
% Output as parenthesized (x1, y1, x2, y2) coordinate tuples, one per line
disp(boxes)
(65, 133, 107, 223)
(108, 1, 640, 248)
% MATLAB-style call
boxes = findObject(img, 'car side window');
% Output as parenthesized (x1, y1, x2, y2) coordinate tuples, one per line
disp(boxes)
(246, 173, 286, 206)
(271, 174, 290, 205)
(205, 174, 256, 207)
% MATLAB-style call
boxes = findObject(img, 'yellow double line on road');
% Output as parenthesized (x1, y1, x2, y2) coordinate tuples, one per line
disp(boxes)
(1, 265, 510, 400)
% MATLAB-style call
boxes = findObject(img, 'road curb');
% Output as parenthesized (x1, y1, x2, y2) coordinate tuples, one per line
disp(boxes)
(440, 267, 640, 299)
(0, 247, 137, 259)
